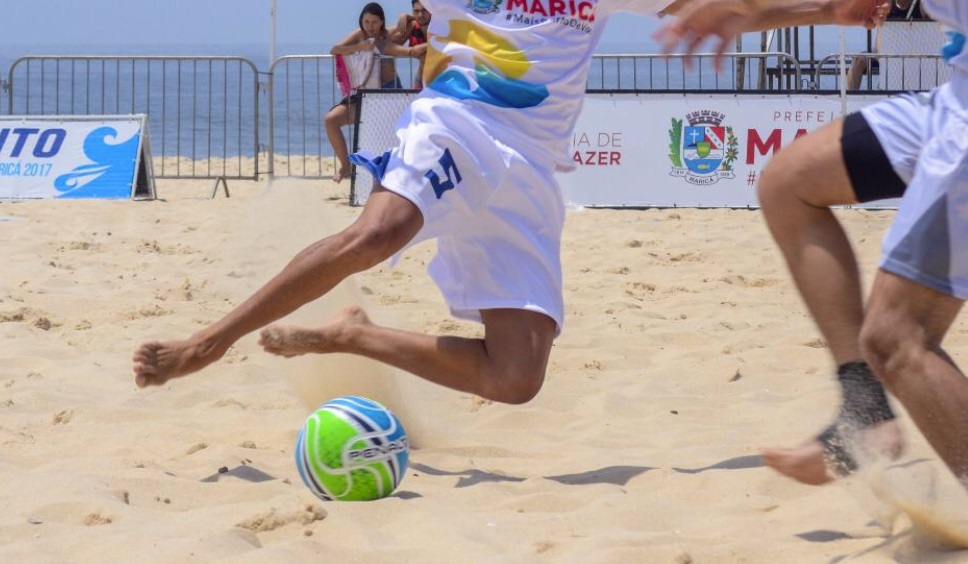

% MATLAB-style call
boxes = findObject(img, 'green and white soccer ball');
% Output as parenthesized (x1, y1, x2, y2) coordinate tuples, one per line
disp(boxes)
(295, 396, 409, 501)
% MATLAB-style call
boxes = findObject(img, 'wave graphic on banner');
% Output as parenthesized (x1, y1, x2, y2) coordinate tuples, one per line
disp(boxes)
(54, 127, 140, 198)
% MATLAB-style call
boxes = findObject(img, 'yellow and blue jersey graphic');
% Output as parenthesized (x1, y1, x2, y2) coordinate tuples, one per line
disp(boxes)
(425, 19, 550, 109)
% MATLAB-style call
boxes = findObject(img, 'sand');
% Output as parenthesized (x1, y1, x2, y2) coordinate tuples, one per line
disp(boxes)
(2, 177, 968, 563)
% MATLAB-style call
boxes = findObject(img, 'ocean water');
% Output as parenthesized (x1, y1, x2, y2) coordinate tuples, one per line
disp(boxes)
(0, 43, 324, 161)
(0, 31, 873, 160)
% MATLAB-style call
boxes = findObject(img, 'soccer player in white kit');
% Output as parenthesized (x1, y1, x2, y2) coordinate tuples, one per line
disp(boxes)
(861, 0, 968, 483)
(132, 0, 686, 404)
(658, 0, 968, 486)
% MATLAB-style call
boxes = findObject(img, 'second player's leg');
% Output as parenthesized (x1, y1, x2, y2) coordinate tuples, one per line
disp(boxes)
(758, 117, 903, 484)
(757, 119, 865, 365)
(861, 271, 968, 479)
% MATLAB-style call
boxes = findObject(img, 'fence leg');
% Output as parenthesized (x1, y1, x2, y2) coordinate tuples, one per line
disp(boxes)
(211, 176, 230, 199)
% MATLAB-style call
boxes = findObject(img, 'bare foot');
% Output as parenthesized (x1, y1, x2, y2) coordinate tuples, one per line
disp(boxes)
(762, 441, 835, 486)
(332, 165, 351, 184)
(259, 306, 370, 357)
(132, 338, 225, 388)
(762, 420, 904, 486)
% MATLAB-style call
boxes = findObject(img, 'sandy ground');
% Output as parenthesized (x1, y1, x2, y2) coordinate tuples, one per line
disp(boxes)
(2, 177, 968, 563)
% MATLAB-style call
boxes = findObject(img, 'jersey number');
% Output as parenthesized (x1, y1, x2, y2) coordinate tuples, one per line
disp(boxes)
(425, 148, 462, 199)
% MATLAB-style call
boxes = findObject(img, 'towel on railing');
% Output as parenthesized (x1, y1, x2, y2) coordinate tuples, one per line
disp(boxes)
(336, 50, 380, 99)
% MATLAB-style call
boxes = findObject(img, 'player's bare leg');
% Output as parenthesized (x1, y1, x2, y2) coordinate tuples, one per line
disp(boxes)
(132, 340, 226, 388)
(762, 416, 903, 485)
(757, 119, 902, 484)
(133, 188, 423, 388)
(863, 272, 968, 482)
(260, 306, 370, 358)
(261, 306, 557, 405)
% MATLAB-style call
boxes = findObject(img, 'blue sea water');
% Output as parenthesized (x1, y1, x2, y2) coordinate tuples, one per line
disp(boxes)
(0, 42, 313, 79)
(0, 43, 339, 160)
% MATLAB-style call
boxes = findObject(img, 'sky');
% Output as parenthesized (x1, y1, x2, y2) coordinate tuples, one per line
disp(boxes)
(0, 0, 865, 58)
(0, 0, 661, 51)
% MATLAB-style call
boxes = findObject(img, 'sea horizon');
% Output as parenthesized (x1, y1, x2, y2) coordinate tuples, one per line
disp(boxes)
(0, 26, 872, 71)
(0, 30, 874, 161)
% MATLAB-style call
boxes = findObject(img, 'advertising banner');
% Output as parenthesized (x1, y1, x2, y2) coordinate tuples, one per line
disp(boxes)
(559, 93, 891, 208)
(0, 115, 154, 200)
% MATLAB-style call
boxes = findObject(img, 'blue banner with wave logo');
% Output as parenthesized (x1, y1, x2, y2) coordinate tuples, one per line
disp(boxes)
(0, 115, 151, 199)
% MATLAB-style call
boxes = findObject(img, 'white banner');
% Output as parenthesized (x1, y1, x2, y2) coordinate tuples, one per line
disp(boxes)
(0, 115, 150, 199)
(559, 94, 890, 208)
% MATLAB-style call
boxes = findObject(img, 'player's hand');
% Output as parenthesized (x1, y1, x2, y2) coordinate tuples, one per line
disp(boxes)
(831, 0, 891, 29)
(652, 0, 750, 72)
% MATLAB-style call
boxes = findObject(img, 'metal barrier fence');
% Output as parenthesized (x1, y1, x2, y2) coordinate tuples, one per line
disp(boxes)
(0, 51, 948, 187)
(267, 54, 421, 178)
(7, 56, 261, 180)
(268, 52, 802, 180)
(815, 52, 949, 91)
(0, 73, 8, 116)
(587, 52, 802, 91)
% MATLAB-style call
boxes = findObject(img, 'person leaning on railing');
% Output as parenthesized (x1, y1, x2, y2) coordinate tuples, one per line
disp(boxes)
(391, 0, 433, 89)
(847, 0, 931, 89)
(326, 2, 427, 183)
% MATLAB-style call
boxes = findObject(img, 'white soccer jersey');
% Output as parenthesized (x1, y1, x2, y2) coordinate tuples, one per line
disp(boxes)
(352, 0, 672, 331)
(418, 0, 673, 169)
(876, 1, 968, 298)
(924, 0, 967, 81)
(924, 0, 967, 38)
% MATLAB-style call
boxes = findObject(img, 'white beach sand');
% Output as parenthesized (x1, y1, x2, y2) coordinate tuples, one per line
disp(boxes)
(1, 177, 968, 563)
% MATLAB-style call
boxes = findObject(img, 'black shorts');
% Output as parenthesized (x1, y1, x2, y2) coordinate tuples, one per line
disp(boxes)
(841, 112, 907, 203)
(333, 92, 363, 109)
(332, 79, 402, 110)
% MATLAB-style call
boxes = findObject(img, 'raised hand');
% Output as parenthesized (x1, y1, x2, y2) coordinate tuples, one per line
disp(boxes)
(831, 0, 891, 28)
(653, 0, 750, 71)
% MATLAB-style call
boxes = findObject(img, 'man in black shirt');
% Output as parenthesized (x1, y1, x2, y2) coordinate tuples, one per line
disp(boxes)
(848, 0, 931, 89)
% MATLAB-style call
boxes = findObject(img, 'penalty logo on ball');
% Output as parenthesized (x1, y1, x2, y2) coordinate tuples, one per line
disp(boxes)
(295, 396, 409, 501)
